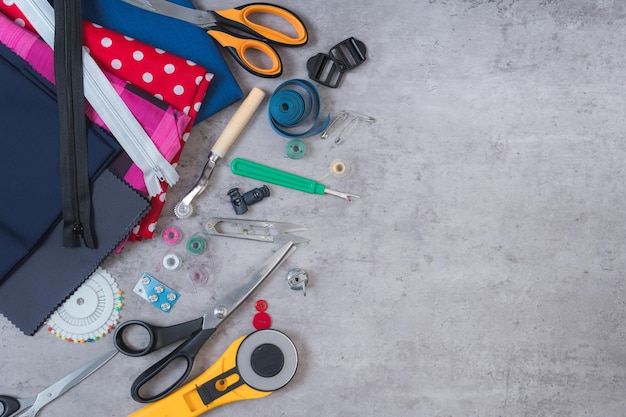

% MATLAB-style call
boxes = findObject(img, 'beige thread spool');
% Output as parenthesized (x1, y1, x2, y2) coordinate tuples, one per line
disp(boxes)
(330, 159, 351, 178)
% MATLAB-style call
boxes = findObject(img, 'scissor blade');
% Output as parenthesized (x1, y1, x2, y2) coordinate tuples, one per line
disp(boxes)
(204, 242, 297, 329)
(29, 351, 117, 413)
(272, 222, 308, 234)
(121, 0, 217, 28)
(205, 218, 308, 243)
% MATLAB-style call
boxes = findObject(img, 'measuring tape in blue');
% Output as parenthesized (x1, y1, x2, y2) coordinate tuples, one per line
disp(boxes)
(268, 79, 330, 138)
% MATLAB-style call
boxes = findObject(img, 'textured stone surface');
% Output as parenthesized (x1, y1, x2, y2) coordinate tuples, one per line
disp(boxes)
(2, 1, 626, 416)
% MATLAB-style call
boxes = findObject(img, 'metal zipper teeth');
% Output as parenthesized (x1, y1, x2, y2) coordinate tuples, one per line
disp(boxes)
(58, 0, 82, 246)
(67, 0, 89, 243)
(66, 35, 82, 245)
(16, 0, 179, 197)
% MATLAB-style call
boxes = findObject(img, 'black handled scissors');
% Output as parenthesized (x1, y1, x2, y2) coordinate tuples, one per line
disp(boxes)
(113, 241, 296, 403)
(121, 0, 308, 77)
(0, 350, 116, 417)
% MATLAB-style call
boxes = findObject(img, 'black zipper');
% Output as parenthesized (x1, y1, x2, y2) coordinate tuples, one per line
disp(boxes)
(55, 0, 95, 248)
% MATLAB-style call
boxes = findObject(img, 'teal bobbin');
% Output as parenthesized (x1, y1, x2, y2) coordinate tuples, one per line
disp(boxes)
(186, 233, 207, 255)
(286, 139, 306, 159)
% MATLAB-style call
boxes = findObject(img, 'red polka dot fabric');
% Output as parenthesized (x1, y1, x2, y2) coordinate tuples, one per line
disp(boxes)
(0, 3, 214, 242)
(83, 21, 212, 119)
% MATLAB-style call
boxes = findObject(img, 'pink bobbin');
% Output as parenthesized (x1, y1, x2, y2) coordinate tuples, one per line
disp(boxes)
(162, 226, 182, 245)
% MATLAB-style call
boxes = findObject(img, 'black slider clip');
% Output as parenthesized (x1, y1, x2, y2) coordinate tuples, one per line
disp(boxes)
(228, 185, 270, 215)
(307, 37, 367, 88)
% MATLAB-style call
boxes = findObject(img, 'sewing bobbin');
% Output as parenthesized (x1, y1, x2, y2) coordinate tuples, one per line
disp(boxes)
(286, 139, 306, 159)
(187, 233, 208, 255)
(188, 266, 209, 286)
(162, 226, 183, 245)
(162, 252, 182, 271)
(330, 159, 351, 178)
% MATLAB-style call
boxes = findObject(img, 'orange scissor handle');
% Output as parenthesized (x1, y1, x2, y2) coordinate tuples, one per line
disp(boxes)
(208, 29, 283, 77)
(213, 3, 308, 46)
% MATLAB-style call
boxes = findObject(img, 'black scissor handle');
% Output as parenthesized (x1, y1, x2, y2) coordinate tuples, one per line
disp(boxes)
(131, 327, 217, 403)
(113, 317, 203, 357)
(0, 395, 21, 417)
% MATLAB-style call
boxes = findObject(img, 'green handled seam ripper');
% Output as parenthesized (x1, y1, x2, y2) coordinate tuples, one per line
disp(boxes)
(230, 158, 360, 201)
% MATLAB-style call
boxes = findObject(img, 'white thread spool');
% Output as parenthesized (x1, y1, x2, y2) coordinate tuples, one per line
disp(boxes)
(162, 252, 182, 271)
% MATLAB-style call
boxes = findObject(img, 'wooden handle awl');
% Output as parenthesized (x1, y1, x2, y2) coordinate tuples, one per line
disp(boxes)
(211, 87, 266, 158)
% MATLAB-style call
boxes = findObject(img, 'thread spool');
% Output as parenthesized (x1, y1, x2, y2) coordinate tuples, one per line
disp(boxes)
(162, 226, 182, 245)
(187, 267, 209, 286)
(162, 252, 182, 271)
(187, 233, 207, 255)
(286, 139, 306, 159)
(330, 159, 351, 178)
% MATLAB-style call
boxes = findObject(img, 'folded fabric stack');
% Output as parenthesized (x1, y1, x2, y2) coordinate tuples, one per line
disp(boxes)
(0, 0, 243, 334)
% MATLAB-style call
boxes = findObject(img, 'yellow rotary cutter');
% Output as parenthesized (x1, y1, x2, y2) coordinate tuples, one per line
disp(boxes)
(128, 329, 298, 417)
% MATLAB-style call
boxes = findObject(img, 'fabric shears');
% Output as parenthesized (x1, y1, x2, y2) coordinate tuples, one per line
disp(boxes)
(0, 350, 117, 417)
(113, 241, 297, 403)
(121, 0, 308, 77)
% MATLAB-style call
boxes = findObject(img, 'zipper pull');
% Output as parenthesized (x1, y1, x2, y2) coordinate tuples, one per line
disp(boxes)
(144, 162, 179, 197)
(73, 223, 84, 235)
(153, 166, 165, 182)
(144, 170, 164, 197)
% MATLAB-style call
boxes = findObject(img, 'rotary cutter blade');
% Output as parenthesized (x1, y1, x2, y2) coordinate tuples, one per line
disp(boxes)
(127, 329, 298, 417)
(236, 329, 298, 391)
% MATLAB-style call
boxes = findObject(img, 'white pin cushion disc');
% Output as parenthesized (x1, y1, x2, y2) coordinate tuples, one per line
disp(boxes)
(47, 267, 122, 343)
(236, 329, 298, 392)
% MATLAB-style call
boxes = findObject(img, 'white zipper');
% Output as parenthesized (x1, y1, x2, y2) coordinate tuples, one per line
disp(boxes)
(15, 0, 178, 197)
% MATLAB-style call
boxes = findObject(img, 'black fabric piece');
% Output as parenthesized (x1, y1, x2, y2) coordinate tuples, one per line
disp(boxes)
(0, 41, 120, 283)
(54, 0, 94, 248)
(0, 170, 150, 335)
(0, 41, 150, 335)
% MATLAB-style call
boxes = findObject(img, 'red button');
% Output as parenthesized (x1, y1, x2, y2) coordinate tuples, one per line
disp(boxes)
(255, 299, 268, 312)
(253, 312, 272, 330)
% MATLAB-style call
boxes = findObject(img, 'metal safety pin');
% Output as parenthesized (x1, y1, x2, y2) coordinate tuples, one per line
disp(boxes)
(205, 218, 308, 244)
(320, 110, 375, 144)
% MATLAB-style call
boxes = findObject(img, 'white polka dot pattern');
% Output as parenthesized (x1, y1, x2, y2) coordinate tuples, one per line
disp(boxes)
(164, 64, 175, 74)
(80, 21, 213, 118)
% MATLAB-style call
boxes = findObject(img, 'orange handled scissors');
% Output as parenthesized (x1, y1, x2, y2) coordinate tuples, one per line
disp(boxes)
(122, 0, 308, 77)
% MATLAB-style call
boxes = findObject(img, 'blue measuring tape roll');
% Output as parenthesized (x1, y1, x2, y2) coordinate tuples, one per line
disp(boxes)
(268, 79, 330, 138)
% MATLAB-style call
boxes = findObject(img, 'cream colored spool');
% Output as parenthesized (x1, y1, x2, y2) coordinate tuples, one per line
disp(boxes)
(330, 159, 351, 178)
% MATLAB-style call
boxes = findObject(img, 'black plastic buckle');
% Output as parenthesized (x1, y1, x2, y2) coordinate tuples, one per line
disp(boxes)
(307, 37, 367, 88)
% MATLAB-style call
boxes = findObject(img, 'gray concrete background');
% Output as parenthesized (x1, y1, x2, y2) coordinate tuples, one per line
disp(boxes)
(2, 0, 626, 416)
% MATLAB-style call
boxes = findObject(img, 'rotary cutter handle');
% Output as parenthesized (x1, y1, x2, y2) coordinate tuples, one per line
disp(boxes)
(174, 88, 266, 219)
(230, 158, 360, 201)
